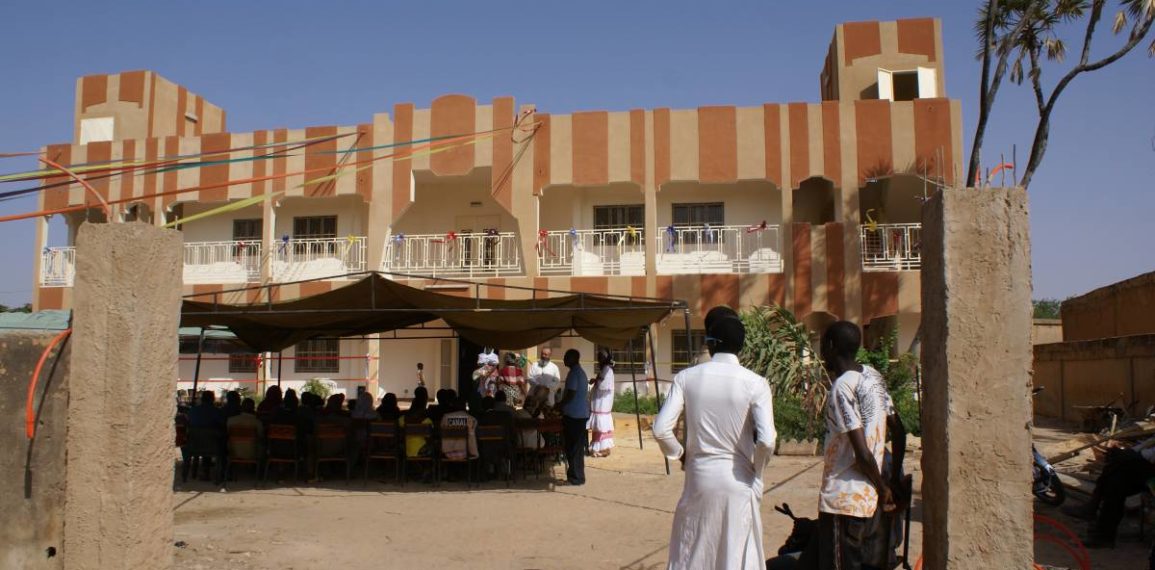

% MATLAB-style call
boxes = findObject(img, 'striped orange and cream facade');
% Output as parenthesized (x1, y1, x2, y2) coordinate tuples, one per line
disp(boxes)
(32, 18, 958, 396)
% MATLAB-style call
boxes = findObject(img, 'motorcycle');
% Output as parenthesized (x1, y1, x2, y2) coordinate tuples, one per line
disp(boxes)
(1032, 387, 1067, 506)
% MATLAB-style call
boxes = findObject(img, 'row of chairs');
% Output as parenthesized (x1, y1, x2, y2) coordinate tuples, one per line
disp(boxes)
(180, 415, 566, 488)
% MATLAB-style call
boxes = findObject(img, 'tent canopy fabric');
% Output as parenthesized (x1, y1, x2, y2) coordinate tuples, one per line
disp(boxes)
(181, 273, 682, 352)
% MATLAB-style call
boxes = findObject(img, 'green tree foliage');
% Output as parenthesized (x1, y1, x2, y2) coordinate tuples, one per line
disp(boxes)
(0, 303, 32, 313)
(302, 378, 333, 401)
(1033, 298, 1063, 319)
(857, 330, 922, 436)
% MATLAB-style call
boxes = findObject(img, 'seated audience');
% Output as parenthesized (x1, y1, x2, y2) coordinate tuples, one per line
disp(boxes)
(376, 393, 401, 421)
(226, 398, 264, 460)
(439, 394, 479, 461)
(222, 390, 242, 418)
(256, 385, 282, 416)
(492, 390, 515, 414)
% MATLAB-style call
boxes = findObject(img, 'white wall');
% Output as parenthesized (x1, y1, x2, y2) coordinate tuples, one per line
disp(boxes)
(377, 337, 449, 399)
(538, 183, 646, 231)
(394, 176, 519, 236)
(274, 196, 368, 239)
(176, 338, 374, 399)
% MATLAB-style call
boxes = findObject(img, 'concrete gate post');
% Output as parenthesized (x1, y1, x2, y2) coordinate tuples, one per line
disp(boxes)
(920, 188, 1033, 569)
(63, 223, 182, 570)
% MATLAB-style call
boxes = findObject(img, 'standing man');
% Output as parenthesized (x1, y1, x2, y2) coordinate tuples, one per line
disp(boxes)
(653, 311, 776, 570)
(799, 321, 901, 570)
(555, 348, 590, 486)
(528, 346, 562, 406)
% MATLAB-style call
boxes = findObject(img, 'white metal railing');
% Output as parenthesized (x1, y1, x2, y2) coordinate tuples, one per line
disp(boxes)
(273, 236, 367, 282)
(183, 240, 261, 284)
(537, 228, 646, 276)
(655, 224, 783, 274)
(381, 231, 521, 278)
(39, 247, 76, 287)
(861, 223, 921, 271)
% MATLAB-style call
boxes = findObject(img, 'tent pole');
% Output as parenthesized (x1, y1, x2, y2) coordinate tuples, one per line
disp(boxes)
(646, 326, 670, 475)
(277, 351, 284, 388)
(191, 328, 206, 397)
(629, 335, 643, 450)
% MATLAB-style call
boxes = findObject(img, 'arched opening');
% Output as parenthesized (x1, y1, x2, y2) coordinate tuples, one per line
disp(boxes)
(655, 180, 783, 274)
(793, 177, 837, 225)
(858, 174, 926, 271)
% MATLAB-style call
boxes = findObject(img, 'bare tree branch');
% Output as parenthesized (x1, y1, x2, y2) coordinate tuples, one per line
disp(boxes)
(1028, 48, 1047, 114)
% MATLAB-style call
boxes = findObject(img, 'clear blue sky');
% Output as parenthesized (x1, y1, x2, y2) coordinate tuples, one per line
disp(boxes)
(0, 1, 1151, 306)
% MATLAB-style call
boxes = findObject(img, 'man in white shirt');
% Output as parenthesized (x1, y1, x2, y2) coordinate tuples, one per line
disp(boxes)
(653, 310, 776, 570)
(799, 320, 902, 570)
(527, 347, 562, 406)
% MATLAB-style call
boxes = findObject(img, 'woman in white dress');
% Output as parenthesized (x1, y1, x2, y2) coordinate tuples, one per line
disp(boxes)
(587, 348, 616, 457)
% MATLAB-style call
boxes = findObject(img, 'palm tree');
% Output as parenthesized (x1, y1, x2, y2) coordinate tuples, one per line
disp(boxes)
(739, 305, 829, 434)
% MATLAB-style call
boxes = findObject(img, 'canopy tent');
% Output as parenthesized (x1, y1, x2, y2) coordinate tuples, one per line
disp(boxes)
(181, 273, 686, 352)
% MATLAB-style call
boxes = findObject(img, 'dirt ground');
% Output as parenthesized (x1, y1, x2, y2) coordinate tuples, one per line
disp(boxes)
(172, 414, 1149, 569)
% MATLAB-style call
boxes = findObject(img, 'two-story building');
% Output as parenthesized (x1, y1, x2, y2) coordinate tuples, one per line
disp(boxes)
(32, 17, 961, 398)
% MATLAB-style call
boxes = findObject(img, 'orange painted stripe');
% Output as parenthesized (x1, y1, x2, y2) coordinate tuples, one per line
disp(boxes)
(533, 277, 549, 295)
(272, 129, 288, 194)
(194, 96, 205, 136)
(571, 277, 609, 296)
(162, 137, 181, 208)
(768, 274, 786, 306)
(86, 142, 112, 199)
(176, 86, 188, 137)
(788, 104, 810, 188)
(430, 94, 476, 176)
(355, 124, 374, 202)
(146, 73, 157, 135)
(700, 274, 739, 312)
(855, 100, 893, 185)
(656, 276, 674, 301)
(654, 108, 671, 189)
(914, 98, 954, 184)
(119, 71, 146, 105)
(572, 111, 609, 186)
(533, 113, 551, 195)
(392, 103, 414, 222)
(821, 102, 842, 184)
(491, 97, 515, 211)
(697, 106, 737, 183)
(38, 287, 64, 310)
(80, 75, 108, 110)
(861, 272, 899, 323)
(487, 278, 507, 300)
(825, 222, 846, 318)
(43, 145, 71, 210)
(792, 223, 812, 317)
(251, 131, 267, 198)
(121, 140, 136, 199)
(843, 21, 882, 64)
(898, 18, 937, 62)
(144, 138, 160, 212)
(299, 280, 332, 298)
(630, 109, 646, 186)
(303, 126, 339, 197)
(631, 276, 647, 299)
(198, 132, 231, 202)
(191, 284, 225, 300)
(763, 104, 782, 188)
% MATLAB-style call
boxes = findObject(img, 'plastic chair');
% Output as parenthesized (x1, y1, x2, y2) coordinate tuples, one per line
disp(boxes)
(314, 423, 351, 481)
(181, 426, 223, 483)
(363, 421, 402, 485)
(440, 424, 479, 488)
(263, 423, 300, 482)
(224, 425, 262, 485)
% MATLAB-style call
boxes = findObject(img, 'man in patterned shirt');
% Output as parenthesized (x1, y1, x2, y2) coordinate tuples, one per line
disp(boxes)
(799, 321, 904, 570)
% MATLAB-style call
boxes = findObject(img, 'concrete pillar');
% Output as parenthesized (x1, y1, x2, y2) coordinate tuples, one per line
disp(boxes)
(920, 188, 1033, 569)
(64, 223, 182, 570)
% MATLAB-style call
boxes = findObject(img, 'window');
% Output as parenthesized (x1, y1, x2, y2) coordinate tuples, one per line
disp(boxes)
(672, 203, 724, 227)
(594, 205, 645, 229)
(293, 216, 337, 240)
(233, 219, 262, 241)
(598, 329, 648, 375)
(877, 67, 938, 101)
(295, 338, 340, 373)
(228, 353, 260, 374)
(671, 330, 707, 373)
(79, 117, 115, 144)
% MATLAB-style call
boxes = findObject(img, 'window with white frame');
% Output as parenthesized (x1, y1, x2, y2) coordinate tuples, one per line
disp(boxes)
(79, 117, 115, 144)
(295, 338, 340, 373)
(597, 329, 648, 375)
(877, 67, 938, 101)
(228, 353, 260, 374)
(671, 330, 707, 372)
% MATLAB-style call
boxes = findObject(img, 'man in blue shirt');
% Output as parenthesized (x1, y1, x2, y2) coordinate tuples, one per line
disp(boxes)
(555, 348, 590, 485)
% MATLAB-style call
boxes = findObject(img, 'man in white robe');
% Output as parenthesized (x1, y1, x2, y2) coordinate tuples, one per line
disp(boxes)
(653, 309, 776, 570)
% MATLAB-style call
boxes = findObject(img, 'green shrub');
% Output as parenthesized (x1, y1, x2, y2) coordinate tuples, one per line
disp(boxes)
(774, 392, 825, 442)
(612, 389, 662, 415)
(302, 378, 333, 401)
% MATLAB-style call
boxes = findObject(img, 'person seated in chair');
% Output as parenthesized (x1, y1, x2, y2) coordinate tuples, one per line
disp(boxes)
(226, 398, 264, 463)
(1062, 435, 1155, 548)
(492, 389, 515, 414)
(439, 394, 479, 462)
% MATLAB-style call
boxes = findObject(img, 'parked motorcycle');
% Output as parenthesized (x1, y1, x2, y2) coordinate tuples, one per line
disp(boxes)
(1032, 387, 1067, 506)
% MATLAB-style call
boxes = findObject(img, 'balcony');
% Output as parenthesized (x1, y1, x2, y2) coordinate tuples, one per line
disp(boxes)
(538, 228, 645, 276)
(861, 223, 921, 271)
(381, 231, 521, 278)
(39, 237, 367, 287)
(655, 224, 783, 275)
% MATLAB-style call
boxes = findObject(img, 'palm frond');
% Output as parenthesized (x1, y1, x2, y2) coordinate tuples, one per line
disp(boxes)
(1046, 37, 1068, 60)
(739, 305, 829, 431)
(1115, 10, 1130, 33)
